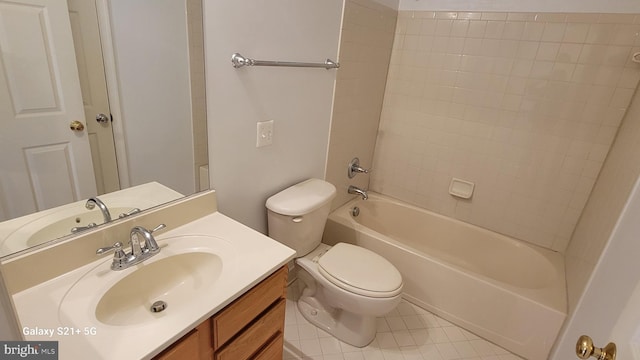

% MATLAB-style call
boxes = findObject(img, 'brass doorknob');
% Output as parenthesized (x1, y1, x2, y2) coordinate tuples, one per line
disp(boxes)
(576, 335, 616, 360)
(69, 120, 85, 132)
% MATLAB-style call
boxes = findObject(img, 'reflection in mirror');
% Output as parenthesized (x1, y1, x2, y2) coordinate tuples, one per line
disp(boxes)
(0, 182, 182, 256)
(0, 0, 208, 257)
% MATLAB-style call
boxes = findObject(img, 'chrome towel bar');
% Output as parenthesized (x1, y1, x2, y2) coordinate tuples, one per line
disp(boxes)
(231, 53, 339, 70)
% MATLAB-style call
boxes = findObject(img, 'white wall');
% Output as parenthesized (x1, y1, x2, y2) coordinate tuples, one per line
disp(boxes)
(204, 1, 343, 232)
(565, 85, 640, 312)
(399, 0, 640, 13)
(109, 0, 195, 195)
(551, 171, 640, 359)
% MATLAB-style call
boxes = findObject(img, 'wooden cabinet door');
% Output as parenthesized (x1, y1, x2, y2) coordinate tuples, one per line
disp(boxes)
(155, 329, 200, 360)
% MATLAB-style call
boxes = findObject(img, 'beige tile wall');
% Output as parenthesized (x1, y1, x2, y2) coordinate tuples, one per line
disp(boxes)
(371, 11, 640, 251)
(326, 0, 397, 209)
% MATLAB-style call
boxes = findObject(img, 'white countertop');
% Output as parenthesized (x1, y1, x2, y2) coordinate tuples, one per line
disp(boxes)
(12, 212, 295, 359)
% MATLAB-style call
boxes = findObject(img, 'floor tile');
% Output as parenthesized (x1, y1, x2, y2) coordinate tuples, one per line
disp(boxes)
(284, 289, 523, 360)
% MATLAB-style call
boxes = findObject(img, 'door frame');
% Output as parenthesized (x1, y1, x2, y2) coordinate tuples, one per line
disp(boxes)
(94, 0, 130, 189)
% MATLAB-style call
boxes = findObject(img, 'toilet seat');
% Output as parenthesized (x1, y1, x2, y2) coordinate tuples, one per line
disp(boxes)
(317, 243, 403, 298)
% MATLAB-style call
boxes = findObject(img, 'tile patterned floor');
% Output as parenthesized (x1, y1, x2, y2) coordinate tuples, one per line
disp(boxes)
(283, 282, 524, 360)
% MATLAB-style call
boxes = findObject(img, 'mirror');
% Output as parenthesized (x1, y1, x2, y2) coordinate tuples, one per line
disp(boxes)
(0, 0, 207, 257)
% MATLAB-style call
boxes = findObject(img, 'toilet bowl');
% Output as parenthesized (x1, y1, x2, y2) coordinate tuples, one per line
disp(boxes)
(266, 179, 403, 347)
(295, 243, 402, 346)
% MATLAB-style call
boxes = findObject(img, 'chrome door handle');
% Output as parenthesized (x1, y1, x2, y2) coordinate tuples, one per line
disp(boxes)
(96, 113, 110, 124)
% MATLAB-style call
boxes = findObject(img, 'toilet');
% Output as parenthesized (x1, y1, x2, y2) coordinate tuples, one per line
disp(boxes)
(266, 178, 403, 347)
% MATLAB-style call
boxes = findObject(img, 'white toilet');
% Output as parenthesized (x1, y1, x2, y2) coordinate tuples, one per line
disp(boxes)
(266, 178, 403, 347)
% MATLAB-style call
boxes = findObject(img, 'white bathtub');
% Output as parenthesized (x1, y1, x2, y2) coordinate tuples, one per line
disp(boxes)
(322, 193, 566, 360)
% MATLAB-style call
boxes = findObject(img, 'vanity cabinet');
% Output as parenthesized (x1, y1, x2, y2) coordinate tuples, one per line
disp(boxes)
(153, 266, 288, 360)
(154, 320, 212, 360)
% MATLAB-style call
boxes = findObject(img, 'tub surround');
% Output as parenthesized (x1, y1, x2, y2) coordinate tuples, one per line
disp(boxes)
(323, 6, 640, 359)
(325, 0, 398, 210)
(371, 11, 640, 252)
(5, 190, 296, 359)
(399, 0, 640, 13)
(323, 192, 566, 359)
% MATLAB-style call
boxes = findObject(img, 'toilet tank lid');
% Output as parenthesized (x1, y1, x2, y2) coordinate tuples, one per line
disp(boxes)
(266, 179, 337, 216)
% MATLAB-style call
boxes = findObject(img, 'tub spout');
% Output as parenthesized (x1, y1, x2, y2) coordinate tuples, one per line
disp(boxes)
(348, 185, 368, 200)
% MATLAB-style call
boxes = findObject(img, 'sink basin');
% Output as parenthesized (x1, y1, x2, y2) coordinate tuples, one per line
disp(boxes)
(95, 252, 222, 326)
(58, 235, 236, 328)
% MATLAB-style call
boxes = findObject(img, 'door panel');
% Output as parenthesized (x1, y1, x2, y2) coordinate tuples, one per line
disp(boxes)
(24, 143, 77, 210)
(0, 0, 96, 221)
(1, 4, 61, 114)
(68, 0, 119, 194)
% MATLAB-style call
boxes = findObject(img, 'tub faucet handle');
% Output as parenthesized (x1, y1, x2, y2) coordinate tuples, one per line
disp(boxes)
(348, 158, 370, 178)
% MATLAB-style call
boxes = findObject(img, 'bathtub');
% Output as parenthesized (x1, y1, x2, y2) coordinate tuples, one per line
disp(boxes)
(322, 193, 566, 360)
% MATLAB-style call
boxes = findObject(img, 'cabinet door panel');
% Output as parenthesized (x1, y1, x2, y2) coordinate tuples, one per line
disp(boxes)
(155, 329, 200, 360)
(213, 266, 287, 348)
(254, 333, 284, 360)
(214, 299, 286, 360)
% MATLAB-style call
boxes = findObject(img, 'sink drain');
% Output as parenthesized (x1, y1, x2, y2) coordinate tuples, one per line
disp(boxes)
(151, 300, 167, 313)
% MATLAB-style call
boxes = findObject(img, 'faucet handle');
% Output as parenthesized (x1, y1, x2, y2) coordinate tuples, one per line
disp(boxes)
(70, 222, 97, 233)
(118, 208, 141, 219)
(96, 242, 128, 270)
(96, 241, 122, 255)
(151, 224, 166, 233)
(96, 242, 126, 260)
(348, 157, 371, 178)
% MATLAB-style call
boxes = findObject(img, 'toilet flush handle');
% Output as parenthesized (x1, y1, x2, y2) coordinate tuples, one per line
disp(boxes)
(292, 216, 303, 223)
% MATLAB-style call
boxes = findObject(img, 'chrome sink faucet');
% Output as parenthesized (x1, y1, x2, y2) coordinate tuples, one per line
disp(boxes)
(70, 197, 113, 233)
(348, 185, 368, 200)
(86, 197, 112, 224)
(96, 224, 166, 271)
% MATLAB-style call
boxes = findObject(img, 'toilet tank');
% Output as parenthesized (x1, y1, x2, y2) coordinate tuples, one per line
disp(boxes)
(266, 179, 337, 257)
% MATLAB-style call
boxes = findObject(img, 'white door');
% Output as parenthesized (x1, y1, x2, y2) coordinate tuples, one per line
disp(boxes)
(552, 176, 640, 360)
(0, 0, 96, 221)
(67, 0, 120, 195)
